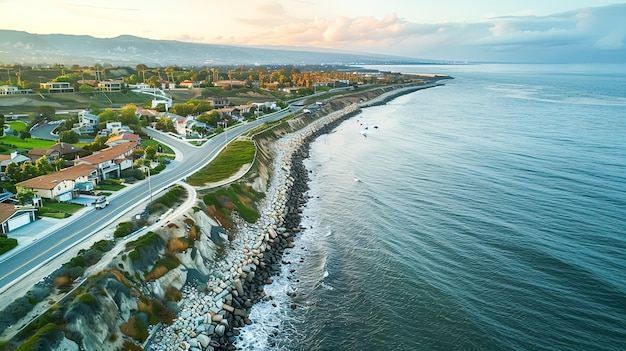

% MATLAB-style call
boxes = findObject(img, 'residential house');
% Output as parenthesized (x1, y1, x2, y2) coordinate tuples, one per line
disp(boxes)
(206, 97, 230, 108)
(180, 80, 194, 88)
(0, 203, 37, 234)
(213, 80, 245, 89)
(40, 81, 74, 93)
(74, 142, 137, 180)
(15, 163, 99, 201)
(159, 80, 175, 90)
(128, 83, 151, 90)
(73, 110, 99, 135)
(281, 87, 300, 94)
(105, 133, 140, 147)
(0, 152, 30, 173)
(185, 117, 211, 138)
(220, 104, 255, 120)
(179, 80, 202, 88)
(0, 191, 18, 204)
(27, 142, 84, 163)
(252, 101, 279, 112)
(98, 79, 125, 91)
(97, 122, 133, 137)
(136, 106, 160, 121)
(0, 85, 33, 95)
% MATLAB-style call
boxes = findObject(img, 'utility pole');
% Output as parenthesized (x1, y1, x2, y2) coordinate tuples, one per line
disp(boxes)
(148, 167, 153, 203)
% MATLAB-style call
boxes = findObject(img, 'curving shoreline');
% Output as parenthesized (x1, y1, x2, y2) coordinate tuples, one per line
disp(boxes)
(148, 82, 445, 351)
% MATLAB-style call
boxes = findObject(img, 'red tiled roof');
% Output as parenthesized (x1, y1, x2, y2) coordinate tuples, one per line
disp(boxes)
(77, 142, 137, 165)
(16, 163, 97, 190)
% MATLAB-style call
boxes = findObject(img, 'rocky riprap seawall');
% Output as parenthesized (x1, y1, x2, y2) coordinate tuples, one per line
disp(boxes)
(147, 83, 445, 351)
(147, 104, 361, 351)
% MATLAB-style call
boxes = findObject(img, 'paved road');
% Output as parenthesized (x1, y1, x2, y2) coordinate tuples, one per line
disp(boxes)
(29, 120, 62, 140)
(0, 107, 298, 297)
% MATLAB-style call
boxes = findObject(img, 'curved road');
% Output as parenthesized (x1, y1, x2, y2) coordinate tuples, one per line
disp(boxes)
(0, 107, 298, 296)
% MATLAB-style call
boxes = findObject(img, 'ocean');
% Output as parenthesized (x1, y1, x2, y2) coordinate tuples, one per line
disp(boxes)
(237, 64, 626, 351)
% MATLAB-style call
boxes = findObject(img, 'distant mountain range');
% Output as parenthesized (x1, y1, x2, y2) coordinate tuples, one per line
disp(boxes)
(0, 30, 435, 66)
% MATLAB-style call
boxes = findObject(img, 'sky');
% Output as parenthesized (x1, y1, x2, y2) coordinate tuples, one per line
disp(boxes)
(1, 0, 625, 63)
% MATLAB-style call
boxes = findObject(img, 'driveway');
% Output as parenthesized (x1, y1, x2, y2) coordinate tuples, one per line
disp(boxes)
(30, 120, 63, 140)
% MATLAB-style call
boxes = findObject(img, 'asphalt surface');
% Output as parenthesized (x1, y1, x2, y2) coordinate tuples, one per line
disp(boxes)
(0, 106, 297, 299)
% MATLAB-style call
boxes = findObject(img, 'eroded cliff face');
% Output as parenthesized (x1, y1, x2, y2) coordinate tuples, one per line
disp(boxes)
(52, 84, 429, 351)
(61, 272, 137, 351)
(51, 207, 229, 351)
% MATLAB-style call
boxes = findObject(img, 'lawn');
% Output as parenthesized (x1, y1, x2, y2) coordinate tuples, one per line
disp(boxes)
(9, 121, 28, 132)
(0, 136, 56, 149)
(185, 140, 255, 186)
(97, 184, 125, 191)
(39, 202, 84, 218)
(142, 139, 174, 154)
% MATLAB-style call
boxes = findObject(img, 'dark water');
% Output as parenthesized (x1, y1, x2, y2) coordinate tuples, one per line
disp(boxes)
(238, 64, 626, 351)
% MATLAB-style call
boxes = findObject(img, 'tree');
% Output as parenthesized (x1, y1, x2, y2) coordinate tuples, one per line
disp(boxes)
(6, 162, 21, 183)
(120, 104, 139, 126)
(196, 110, 219, 127)
(154, 116, 174, 132)
(20, 131, 30, 139)
(98, 108, 118, 123)
(144, 145, 157, 161)
(0, 114, 4, 137)
(36, 105, 56, 119)
(136, 64, 148, 82)
(93, 135, 108, 149)
(54, 158, 65, 172)
(132, 148, 145, 160)
(21, 162, 38, 180)
(35, 156, 54, 175)
(16, 189, 36, 206)
(59, 130, 79, 143)
(88, 103, 101, 115)
(79, 84, 95, 93)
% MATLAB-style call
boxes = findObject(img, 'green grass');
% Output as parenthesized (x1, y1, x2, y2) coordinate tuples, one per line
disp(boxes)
(15, 323, 62, 351)
(38, 202, 84, 218)
(97, 183, 125, 191)
(9, 121, 28, 132)
(0, 237, 18, 255)
(202, 183, 264, 225)
(142, 139, 174, 154)
(0, 136, 56, 149)
(186, 140, 255, 186)
(39, 212, 68, 219)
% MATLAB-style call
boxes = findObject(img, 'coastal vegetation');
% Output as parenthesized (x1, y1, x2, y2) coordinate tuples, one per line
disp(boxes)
(0, 73, 446, 349)
(0, 236, 18, 255)
(185, 140, 256, 186)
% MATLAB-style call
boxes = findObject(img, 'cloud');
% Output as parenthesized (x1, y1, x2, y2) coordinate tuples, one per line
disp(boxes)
(215, 3, 626, 62)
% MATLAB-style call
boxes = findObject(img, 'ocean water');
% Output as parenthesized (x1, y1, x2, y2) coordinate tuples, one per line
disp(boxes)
(237, 64, 626, 351)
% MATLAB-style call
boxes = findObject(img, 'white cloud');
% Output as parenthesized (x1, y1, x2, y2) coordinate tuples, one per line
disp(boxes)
(217, 3, 626, 62)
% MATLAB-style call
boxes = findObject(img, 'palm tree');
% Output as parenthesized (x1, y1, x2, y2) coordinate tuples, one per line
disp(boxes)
(136, 64, 148, 83)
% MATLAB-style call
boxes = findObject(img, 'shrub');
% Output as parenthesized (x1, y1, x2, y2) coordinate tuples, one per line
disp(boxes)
(0, 237, 18, 255)
(167, 237, 190, 252)
(53, 276, 72, 291)
(187, 225, 200, 241)
(120, 340, 144, 351)
(15, 323, 62, 351)
(120, 316, 148, 342)
(164, 286, 182, 302)
(114, 222, 134, 238)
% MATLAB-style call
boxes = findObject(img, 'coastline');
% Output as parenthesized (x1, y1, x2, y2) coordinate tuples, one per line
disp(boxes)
(148, 82, 445, 350)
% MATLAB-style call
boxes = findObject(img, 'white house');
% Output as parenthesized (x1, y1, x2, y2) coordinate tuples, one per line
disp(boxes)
(74, 110, 99, 135)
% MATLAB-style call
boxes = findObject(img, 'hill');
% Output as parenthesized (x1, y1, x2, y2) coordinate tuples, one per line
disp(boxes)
(0, 30, 430, 66)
